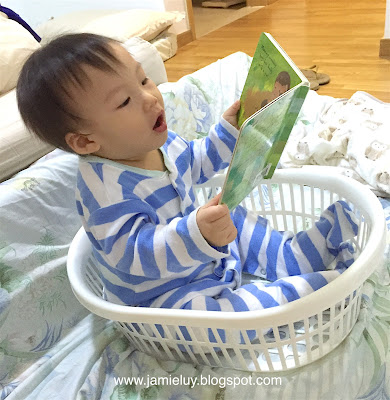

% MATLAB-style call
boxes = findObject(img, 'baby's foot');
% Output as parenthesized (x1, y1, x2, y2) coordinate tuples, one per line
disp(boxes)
(291, 200, 359, 274)
(320, 200, 358, 251)
(334, 241, 355, 270)
(314, 200, 358, 267)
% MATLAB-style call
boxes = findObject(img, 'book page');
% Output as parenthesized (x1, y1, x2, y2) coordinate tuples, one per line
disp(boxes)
(220, 33, 309, 210)
(237, 33, 305, 128)
(221, 86, 308, 210)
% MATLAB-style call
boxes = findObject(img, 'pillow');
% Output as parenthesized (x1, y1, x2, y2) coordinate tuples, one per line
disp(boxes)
(0, 90, 54, 182)
(0, 14, 40, 94)
(122, 37, 168, 86)
(36, 9, 184, 44)
(150, 30, 178, 62)
(0, 5, 41, 42)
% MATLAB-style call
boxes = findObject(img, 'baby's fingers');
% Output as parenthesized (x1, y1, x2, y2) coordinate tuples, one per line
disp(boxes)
(211, 211, 234, 230)
(201, 203, 230, 223)
(223, 100, 241, 117)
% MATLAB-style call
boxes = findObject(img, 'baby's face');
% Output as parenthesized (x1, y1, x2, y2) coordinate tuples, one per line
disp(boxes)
(67, 43, 167, 164)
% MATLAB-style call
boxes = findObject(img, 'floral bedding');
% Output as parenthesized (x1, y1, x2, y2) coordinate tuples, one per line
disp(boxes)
(1, 52, 390, 400)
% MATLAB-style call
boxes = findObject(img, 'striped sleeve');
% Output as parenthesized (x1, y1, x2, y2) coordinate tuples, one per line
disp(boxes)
(88, 200, 230, 280)
(189, 118, 239, 184)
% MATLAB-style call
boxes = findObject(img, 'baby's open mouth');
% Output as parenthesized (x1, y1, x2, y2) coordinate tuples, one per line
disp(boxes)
(154, 114, 163, 129)
(153, 113, 167, 132)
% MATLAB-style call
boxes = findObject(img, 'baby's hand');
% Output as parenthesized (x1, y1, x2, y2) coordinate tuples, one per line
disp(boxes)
(222, 100, 241, 130)
(196, 193, 237, 247)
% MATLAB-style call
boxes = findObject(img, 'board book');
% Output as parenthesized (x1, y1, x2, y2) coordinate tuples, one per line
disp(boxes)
(220, 32, 310, 210)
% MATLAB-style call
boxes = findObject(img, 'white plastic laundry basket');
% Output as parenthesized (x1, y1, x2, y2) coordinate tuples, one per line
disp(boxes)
(67, 167, 386, 372)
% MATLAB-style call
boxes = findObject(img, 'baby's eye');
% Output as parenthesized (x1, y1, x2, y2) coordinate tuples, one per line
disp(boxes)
(142, 77, 149, 85)
(118, 97, 130, 109)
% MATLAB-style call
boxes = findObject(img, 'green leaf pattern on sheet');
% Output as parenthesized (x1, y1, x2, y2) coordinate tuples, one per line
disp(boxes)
(110, 383, 138, 400)
(0, 150, 89, 397)
(0, 243, 29, 293)
(32, 228, 58, 264)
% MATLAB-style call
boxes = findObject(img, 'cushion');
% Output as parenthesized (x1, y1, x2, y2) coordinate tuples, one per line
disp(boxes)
(0, 5, 41, 42)
(122, 37, 168, 86)
(0, 90, 54, 182)
(0, 14, 40, 95)
(36, 9, 184, 44)
(150, 30, 178, 62)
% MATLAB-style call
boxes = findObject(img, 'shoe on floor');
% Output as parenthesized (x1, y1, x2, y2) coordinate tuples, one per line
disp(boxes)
(309, 79, 320, 91)
(301, 65, 330, 86)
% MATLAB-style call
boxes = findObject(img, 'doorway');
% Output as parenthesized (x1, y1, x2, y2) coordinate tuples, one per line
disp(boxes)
(191, 0, 263, 37)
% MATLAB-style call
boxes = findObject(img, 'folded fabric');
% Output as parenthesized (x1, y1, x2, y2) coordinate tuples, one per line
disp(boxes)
(281, 91, 390, 196)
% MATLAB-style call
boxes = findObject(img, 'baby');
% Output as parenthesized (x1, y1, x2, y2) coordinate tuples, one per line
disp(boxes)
(17, 33, 358, 318)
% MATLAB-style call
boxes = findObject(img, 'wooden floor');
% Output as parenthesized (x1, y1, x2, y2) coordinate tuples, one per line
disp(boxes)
(165, 0, 390, 102)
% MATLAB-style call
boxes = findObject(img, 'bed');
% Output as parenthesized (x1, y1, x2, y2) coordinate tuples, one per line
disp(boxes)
(1, 28, 390, 400)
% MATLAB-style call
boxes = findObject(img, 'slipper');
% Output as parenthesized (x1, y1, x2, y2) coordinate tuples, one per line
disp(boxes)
(301, 65, 330, 85)
(304, 75, 320, 90)
(308, 79, 320, 91)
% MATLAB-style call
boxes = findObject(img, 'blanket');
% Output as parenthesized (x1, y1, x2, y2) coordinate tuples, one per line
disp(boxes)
(280, 91, 390, 197)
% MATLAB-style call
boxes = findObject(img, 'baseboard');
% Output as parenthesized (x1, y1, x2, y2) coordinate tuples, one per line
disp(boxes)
(177, 30, 194, 48)
(379, 38, 390, 58)
(246, 0, 278, 6)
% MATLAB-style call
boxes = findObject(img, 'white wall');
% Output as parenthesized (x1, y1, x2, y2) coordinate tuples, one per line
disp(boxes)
(385, 0, 390, 38)
(2, 0, 166, 28)
(164, 0, 190, 34)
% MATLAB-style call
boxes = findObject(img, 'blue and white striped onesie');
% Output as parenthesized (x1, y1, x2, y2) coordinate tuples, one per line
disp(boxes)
(76, 118, 358, 315)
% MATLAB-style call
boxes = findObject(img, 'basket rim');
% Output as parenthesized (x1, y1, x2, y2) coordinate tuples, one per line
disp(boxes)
(67, 168, 387, 328)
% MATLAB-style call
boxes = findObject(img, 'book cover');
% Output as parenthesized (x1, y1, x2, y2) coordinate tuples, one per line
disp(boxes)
(220, 32, 310, 210)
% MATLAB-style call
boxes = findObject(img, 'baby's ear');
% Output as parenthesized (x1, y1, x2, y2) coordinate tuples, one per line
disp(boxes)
(65, 132, 100, 155)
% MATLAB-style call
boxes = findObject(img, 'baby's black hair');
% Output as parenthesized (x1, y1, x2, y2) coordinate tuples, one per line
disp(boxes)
(17, 33, 122, 152)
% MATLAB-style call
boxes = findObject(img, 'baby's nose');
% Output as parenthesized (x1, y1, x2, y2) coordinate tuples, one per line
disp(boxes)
(143, 92, 158, 110)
